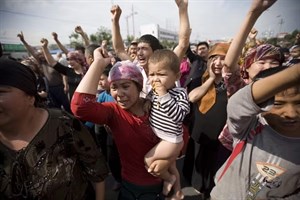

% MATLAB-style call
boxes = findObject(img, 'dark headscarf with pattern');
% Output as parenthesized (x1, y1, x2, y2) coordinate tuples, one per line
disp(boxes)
(241, 44, 283, 79)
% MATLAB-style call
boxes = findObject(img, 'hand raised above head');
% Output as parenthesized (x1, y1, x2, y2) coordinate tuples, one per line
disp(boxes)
(175, 0, 188, 9)
(40, 38, 48, 47)
(93, 47, 111, 65)
(75, 26, 84, 34)
(110, 5, 122, 21)
(249, 28, 258, 39)
(249, 0, 277, 13)
(52, 32, 58, 40)
(17, 31, 24, 41)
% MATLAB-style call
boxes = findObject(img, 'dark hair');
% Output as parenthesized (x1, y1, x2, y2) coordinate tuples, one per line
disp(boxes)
(197, 41, 209, 49)
(280, 47, 290, 54)
(85, 44, 100, 57)
(149, 49, 180, 73)
(138, 34, 164, 52)
(75, 45, 85, 54)
(102, 63, 113, 77)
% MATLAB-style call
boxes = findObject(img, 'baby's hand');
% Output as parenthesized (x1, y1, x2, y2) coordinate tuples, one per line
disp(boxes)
(152, 82, 167, 96)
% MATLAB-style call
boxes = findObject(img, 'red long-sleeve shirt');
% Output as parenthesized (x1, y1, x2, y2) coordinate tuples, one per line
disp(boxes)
(71, 92, 162, 185)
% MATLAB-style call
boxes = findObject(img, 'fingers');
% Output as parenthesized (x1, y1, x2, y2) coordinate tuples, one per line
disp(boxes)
(40, 38, 48, 46)
(51, 32, 57, 39)
(17, 31, 23, 39)
(75, 26, 82, 33)
(110, 5, 121, 14)
(250, 28, 258, 35)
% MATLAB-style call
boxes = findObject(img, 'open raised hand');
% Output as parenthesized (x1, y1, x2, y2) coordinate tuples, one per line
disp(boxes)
(17, 31, 25, 42)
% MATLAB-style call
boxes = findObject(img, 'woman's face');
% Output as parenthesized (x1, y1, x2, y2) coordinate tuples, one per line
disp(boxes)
(210, 55, 225, 75)
(247, 58, 280, 81)
(110, 80, 140, 111)
(67, 57, 81, 69)
(0, 86, 34, 127)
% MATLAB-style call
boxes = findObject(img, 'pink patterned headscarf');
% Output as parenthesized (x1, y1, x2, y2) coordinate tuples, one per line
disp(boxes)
(67, 50, 88, 71)
(108, 60, 143, 87)
(241, 44, 283, 79)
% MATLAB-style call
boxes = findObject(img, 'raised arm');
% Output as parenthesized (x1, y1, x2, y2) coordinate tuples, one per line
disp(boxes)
(252, 63, 300, 104)
(173, 0, 191, 61)
(52, 32, 69, 56)
(40, 38, 58, 67)
(17, 31, 40, 62)
(110, 5, 131, 61)
(75, 25, 90, 47)
(75, 47, 111, 95)
(224, 0, 277, 73)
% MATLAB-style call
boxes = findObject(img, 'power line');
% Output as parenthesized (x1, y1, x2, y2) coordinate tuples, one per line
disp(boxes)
(0, 9, 86, 25)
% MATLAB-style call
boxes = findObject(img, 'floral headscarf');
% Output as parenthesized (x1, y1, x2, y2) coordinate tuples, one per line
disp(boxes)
(108, 60, 143, 87)
(67, 50, 88, 71)
(241, 44, 283, 79)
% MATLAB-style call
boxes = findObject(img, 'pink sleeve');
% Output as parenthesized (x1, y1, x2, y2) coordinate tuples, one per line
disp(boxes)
(218, 124, 233, 151)
(223, 69, 246, 98)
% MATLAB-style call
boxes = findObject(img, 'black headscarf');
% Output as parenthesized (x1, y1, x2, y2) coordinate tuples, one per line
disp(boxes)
(0, 57, 37, 97)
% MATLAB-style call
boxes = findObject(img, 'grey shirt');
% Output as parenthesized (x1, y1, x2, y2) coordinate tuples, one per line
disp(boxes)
(211, 84, 300, 200)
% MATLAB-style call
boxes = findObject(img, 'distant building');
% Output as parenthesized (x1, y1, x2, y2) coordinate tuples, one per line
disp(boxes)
(1, 43, 28, 60)
(140, 24, 178, 42)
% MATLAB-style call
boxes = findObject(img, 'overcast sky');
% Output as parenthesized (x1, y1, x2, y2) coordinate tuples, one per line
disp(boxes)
(1, 0, 299, 46)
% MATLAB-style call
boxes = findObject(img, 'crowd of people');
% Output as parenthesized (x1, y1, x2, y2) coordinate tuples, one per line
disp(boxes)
(1, 0, 300, 199)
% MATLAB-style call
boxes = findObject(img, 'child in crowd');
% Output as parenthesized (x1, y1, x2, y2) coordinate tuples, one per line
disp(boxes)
(145, 49, 190, 199)
(211, 63, 300, 199)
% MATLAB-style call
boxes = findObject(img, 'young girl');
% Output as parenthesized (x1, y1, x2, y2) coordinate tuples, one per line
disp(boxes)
(145, 49, 190, 199)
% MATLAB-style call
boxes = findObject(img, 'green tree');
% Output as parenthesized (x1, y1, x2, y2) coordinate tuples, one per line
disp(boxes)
(89, 26, 112, 46)
(69, 32, 83, 49)
(68, 26, 113, 48)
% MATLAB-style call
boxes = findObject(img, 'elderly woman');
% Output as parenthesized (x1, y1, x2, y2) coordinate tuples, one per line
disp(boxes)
(0, 58, 108, 199)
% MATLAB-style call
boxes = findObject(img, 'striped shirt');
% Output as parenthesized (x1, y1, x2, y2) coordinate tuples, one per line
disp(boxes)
(149, 87, 190, 143)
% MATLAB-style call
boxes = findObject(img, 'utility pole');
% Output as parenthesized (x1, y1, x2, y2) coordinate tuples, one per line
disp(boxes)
(131, 5, 137, 37)
(126, 15, 130, 37)
(278, 18, 284, 35)
(125, 4, 138, 38)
